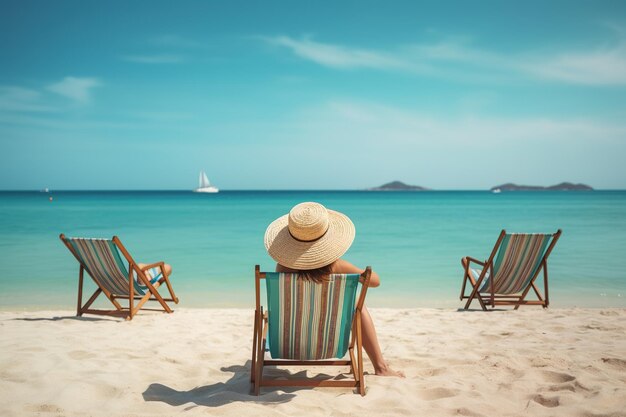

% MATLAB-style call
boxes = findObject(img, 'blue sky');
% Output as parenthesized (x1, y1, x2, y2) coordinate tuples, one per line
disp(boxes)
(1, 0, 625, 190)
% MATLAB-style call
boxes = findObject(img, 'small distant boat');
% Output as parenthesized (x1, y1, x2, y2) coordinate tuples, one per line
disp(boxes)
(194, 171, 219, 193)
(41, 188, 49, 193)
(492, 188, 501, 194)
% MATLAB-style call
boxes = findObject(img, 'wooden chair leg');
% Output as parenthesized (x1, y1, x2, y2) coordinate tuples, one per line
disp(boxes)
(77, 266, 84, 316)
(128, 271, 134, 320)
(133, 292, 154, 315)
(348, 347, 357, 379)
(254, 310, 267, 396)
(464, 283, 487, 311)
(531, 282, 544, 301)
(516, 266, 547, 310)
(162, 275, 179, 304)
(515, 286, 534, 310)
(348, 321, 358, 378)
(460, 258, 471, 300)
(251, 310, 258, 383)
(254, 347, 262, 395)
(460, 273, 468, 300)
(143, 283, 173, 313)
(462, 262, 489, 310)
(355, 312, 365, 396)
(153, 291, 173, 313)
(543, 259, 550, 308)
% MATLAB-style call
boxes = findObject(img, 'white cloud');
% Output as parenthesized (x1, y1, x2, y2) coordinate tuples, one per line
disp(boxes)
(0, 86, 55, 112)
(121, 54, 185, 64)
(46, 77, 101, 103)
(319, 100, 626, 144)
(263, 33, 626, 85)
(264, 36, 406, 70)
(524, 46, 626, 85)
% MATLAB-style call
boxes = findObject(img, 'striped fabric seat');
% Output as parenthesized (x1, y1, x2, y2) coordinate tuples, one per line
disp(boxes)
(62, 237, 149, 296)
(137, 267, 163, 291)
(485, 233, 553, 294)
(265, 273, 360, 360)
(470, 268, 491, 292)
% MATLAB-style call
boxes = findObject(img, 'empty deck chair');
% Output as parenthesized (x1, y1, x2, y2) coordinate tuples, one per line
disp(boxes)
(251, 265, 371, 396)
(60, 234, 179, 320)
(460, 230, 561, 310)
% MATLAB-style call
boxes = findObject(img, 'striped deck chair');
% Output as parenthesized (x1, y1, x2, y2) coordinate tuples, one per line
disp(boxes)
(251, 265, 371, 396)
(60, 234, 179, 320)
(460, 230, 562, 310)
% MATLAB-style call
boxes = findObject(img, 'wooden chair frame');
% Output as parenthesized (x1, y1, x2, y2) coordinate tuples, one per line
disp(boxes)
(460, 229, 562, 311)
(60, 234, 179, 320)
(251, 265, 371, 396)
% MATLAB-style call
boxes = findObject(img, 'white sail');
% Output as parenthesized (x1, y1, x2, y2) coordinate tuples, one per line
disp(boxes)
(199, 171, 210, 188)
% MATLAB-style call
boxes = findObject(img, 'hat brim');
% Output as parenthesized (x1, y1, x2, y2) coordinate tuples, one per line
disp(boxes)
(264, 209, 355, 270)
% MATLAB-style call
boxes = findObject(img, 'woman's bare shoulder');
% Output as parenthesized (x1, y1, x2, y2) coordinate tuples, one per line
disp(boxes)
(331, 259, 363, 273)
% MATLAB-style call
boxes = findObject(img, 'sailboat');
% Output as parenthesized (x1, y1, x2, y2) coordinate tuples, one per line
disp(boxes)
(194, 171, 219, 193)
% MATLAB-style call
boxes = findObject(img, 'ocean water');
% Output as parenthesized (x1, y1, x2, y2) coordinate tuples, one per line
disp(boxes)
(0, 190, 625, 310)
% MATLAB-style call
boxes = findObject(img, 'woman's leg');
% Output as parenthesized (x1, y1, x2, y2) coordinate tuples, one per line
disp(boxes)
(137, 263, 173, 277)
(360, 306, 405, 377)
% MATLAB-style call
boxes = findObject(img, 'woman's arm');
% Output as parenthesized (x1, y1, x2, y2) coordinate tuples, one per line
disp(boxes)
(276, 260, 381, 288)
(332, 259, 381, 288)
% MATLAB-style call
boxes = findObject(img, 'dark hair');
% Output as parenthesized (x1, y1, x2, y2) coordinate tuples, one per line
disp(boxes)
(298, 262, 335, 283)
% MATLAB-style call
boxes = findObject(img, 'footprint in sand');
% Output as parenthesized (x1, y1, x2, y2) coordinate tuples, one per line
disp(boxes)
(601, 357, 626, 370)
(539, 370, 576, 383)
(546, 380, 591, 393)
(546, 382, 576, 393)
(453, 407, 486, 417)
(417, 387, 458, 400)
(532, 394, 560, 408)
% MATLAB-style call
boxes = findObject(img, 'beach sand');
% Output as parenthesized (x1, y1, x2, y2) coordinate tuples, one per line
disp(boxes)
(1, 308, 625, 417)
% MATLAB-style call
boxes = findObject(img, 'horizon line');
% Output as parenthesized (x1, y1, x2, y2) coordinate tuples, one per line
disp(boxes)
(0, 188, 619, 192)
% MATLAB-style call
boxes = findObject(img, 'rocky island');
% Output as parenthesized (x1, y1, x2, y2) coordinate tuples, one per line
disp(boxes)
(491, 182, 593, 191)
(367, 181, 429, 191)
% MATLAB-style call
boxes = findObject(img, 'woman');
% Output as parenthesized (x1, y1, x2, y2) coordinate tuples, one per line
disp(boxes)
(264, 201, 405, 378)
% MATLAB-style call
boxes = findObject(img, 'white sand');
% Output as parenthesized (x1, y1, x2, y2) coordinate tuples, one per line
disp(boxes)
(1, 308, 625, 417)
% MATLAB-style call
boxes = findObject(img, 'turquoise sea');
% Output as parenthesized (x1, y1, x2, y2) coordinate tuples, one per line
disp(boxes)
(1, 191, 625, 310)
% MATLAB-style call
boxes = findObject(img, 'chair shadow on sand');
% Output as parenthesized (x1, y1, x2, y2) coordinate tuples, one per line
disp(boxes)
(143, 361, 359, 409)
(10, 315, 120, 322)
(9, 309, 173, 322)
(455, 308, 509, 312)
(143, 362, 296, 408)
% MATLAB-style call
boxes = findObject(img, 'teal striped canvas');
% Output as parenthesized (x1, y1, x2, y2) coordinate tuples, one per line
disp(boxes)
(63, 237, 147, 296)
(474, 233, 553, 294)
(265, 273, 360, 360)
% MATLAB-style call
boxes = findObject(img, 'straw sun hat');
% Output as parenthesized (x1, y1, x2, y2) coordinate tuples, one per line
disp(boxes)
(264, 202, 355, 270)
